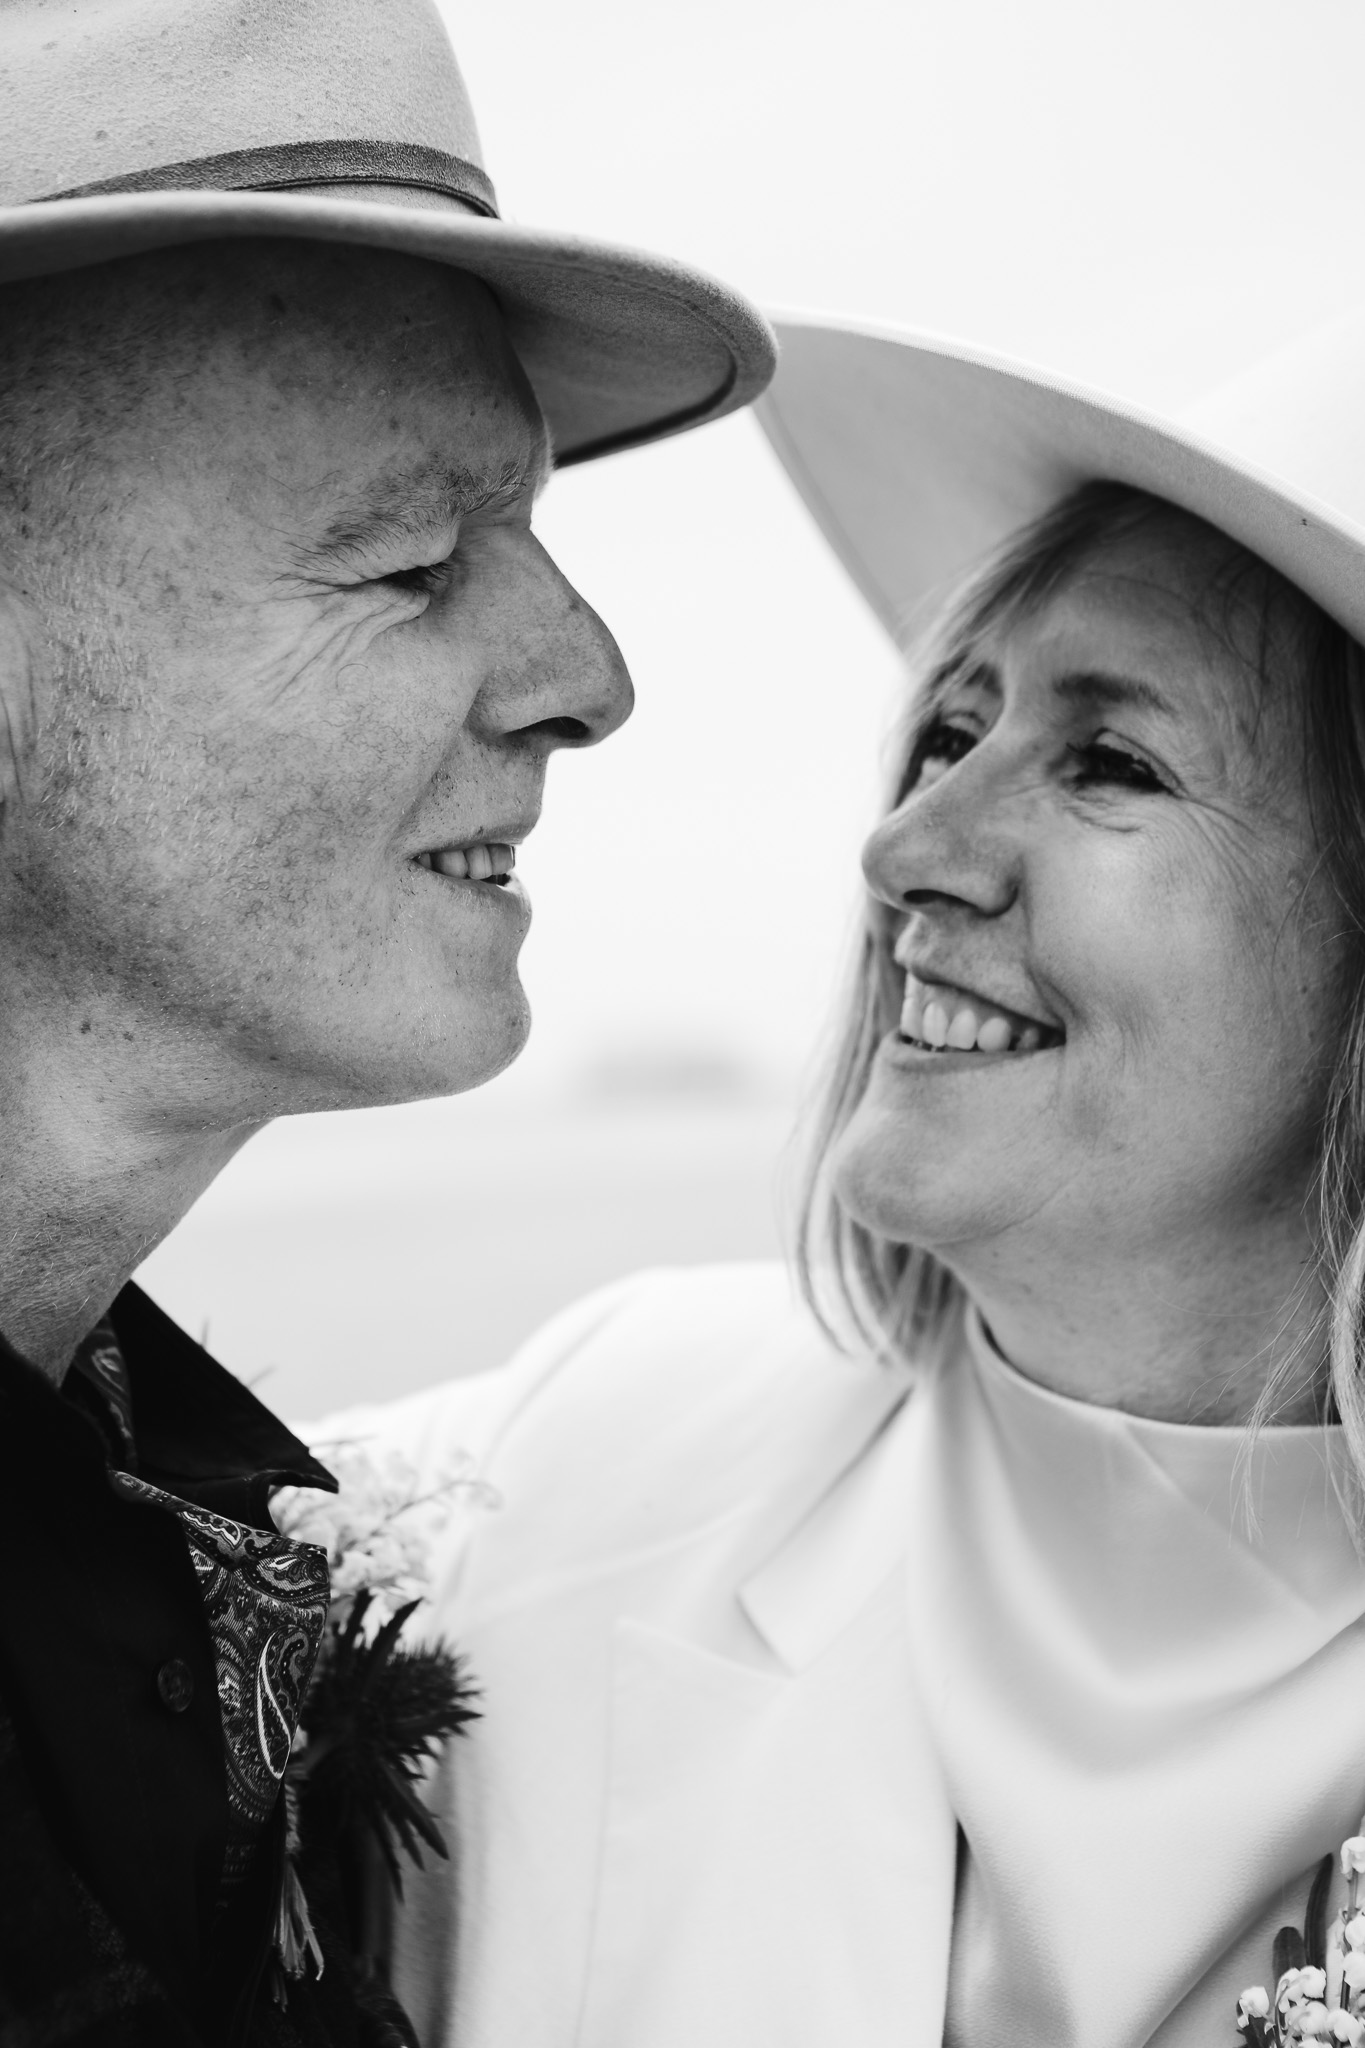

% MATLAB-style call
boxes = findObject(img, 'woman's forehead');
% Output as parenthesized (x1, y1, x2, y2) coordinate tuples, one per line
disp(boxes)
(971, 524, 1293, 749)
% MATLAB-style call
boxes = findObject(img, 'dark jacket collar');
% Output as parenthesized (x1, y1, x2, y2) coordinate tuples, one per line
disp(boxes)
(106, 1283, 336, 1495)
(0, 1281, 336, 1520)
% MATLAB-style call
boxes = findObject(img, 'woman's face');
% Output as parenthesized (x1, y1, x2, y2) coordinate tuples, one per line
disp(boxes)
(835, 519, 1346, 1287)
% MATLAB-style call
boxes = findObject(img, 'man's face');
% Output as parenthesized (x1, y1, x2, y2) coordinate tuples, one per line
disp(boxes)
(0, 242, 632, 1123)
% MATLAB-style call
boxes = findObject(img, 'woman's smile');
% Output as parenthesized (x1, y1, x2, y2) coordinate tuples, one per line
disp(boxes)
(895, 965, 1064, 1056)
(834, 509, 1345, 1346)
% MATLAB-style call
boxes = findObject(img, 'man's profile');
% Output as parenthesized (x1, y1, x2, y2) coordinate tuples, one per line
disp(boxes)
(0, 1, 774, 2040)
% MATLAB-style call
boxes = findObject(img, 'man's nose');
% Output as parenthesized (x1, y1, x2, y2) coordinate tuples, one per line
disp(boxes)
(470, 529, 634, 752)
(861, 749, 1020, 919)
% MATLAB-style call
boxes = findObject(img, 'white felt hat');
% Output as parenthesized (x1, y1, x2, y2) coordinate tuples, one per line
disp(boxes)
(756, 312, 1365, 649)
(0, 0, 776, 467)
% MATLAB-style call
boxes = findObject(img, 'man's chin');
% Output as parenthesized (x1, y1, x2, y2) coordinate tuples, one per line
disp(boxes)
(383, 987, 533, 1105)
(263, 985, 533, 1116)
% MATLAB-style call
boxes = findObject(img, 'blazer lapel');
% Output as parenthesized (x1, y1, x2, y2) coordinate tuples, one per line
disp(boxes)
(577, 1381, 956, 2048)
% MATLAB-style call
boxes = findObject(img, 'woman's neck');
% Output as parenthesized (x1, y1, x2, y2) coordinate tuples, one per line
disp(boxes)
(942, 1217, 1328, 1427)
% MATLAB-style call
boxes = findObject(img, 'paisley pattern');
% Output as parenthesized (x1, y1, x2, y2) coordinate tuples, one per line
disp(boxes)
(68, 1323, 137, 1466)
(71, 1321, 332, 1886)
(110, 1468, 330, 1886)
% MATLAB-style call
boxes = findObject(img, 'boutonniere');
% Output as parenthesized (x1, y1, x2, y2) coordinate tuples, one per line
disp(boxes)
(1237, 1826, 1365, 2045)
(270, 1442, 499, 1998)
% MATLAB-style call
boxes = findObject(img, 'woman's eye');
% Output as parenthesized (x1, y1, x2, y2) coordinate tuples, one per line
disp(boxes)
(1066, 738, 1167, 793)
(909, 717, 978, 789)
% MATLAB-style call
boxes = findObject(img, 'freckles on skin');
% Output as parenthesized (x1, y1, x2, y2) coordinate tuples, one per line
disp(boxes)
(3, 253, 555, 1114)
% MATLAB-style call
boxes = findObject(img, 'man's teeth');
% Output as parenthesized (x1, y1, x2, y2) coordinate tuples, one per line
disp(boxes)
(417, 842, 515, 881)
(900, 977, 1051, 1054)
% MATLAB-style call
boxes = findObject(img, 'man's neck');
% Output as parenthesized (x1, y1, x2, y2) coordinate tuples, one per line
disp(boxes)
(0, 1053, 260, 1383)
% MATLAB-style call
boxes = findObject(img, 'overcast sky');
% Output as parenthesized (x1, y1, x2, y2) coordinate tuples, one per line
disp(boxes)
(429, 0, 1365, 1101)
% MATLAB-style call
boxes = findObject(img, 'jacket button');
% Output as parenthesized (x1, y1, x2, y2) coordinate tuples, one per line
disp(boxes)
(156, 1658, 195, 1712)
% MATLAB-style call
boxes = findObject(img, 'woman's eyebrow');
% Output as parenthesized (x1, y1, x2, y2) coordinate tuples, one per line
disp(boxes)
(1052, 669, 1175, 717)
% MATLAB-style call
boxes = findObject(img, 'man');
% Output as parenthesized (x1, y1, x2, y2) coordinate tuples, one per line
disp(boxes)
(0, 1, 775, 2041)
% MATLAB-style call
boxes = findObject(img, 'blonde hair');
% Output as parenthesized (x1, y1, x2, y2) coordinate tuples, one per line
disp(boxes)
(797, 481, 1365, 1460)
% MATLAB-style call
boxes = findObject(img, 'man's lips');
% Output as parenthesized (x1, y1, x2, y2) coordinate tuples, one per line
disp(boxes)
(414, 841, 516, 884)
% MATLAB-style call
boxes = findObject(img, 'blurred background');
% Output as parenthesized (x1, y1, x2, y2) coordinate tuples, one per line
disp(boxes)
(137, 0, 1365, 1418)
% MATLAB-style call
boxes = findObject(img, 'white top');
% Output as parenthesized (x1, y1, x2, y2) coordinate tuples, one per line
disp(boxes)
(310, 1263, 1365, 2047)
(940, 1310, 1365, 2045)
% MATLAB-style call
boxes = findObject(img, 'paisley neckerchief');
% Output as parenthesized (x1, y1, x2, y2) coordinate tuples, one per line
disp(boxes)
(109, 1468, 329, 1887)
(71, 1322, 330, 1890)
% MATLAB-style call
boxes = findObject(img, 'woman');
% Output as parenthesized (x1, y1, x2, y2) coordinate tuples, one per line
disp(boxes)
(334, 311, 1365, 2047)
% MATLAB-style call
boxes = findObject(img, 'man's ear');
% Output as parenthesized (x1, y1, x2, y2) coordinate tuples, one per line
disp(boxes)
(0, 582, 40, 816)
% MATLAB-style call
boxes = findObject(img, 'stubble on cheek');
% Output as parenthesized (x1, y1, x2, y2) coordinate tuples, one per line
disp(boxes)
(9, 578, 403, 1040)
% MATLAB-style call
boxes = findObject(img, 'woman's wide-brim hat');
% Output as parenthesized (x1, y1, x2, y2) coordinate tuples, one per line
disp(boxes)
(0, 0, 776, 467)
(756, 311, 1365, 649)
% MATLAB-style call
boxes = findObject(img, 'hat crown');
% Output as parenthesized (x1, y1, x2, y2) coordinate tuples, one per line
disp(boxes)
(0, 0, 486, 208)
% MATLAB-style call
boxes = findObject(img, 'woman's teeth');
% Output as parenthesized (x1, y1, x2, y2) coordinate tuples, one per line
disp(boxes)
(899, 976, 1054, 1055)
(416, 842, 515, 883)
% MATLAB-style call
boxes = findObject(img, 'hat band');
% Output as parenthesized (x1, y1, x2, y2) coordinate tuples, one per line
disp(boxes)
(33, 139, 499, 218)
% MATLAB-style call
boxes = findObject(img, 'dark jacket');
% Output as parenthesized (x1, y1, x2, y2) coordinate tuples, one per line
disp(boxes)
(0, 1286, 412, 2048)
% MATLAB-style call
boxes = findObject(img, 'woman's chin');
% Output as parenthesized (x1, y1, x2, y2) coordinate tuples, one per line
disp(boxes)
(829, 1095, 1018, 1253)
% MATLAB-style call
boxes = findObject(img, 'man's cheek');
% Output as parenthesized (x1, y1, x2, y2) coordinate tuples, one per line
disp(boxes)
(193, 596, 408, 735)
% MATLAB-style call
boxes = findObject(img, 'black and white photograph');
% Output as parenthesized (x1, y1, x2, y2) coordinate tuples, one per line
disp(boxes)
(3, 2, 1365, 2043)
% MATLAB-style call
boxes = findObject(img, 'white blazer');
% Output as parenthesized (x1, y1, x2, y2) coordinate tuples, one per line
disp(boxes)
(319, 1263, 956, 2048)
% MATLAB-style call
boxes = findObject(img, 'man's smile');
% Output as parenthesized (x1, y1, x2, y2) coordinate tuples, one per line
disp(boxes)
(413, 839, 517, 886)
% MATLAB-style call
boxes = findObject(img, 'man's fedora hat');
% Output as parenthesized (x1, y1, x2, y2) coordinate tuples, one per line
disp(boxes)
(757, 311, 1365, 649)
(0, 0, 776, 466)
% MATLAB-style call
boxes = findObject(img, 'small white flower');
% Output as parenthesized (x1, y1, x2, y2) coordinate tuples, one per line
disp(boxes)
(1283, 1970, 1331, 2011)
(1331, 2012, 1365, 2045)
(274, 1439, 496, 1632)
(1238, 1985, 1271, 2022)
(1343, 1956, 1365, 1993)
(1342, 1839, 1365, 1879)
(1296, 2003, 1336, 2039)
(1347, 1917, 1365, 1954)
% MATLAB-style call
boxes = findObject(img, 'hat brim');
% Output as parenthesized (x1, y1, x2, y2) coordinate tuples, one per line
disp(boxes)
(757, 315, 1365, 650)
(0, 190, 777, 466)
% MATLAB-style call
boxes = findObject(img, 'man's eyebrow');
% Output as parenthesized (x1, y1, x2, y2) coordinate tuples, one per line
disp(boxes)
(299, 447, 550, 573)
(1051, 669, 1175, 717)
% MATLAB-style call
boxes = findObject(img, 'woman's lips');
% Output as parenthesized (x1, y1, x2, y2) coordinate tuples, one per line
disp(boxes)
(899, 973, 1063, 1054)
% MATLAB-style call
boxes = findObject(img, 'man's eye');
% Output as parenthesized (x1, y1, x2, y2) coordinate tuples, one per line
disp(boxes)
(1066, 739, 1168, 793)
(383, 558, 453, 596)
